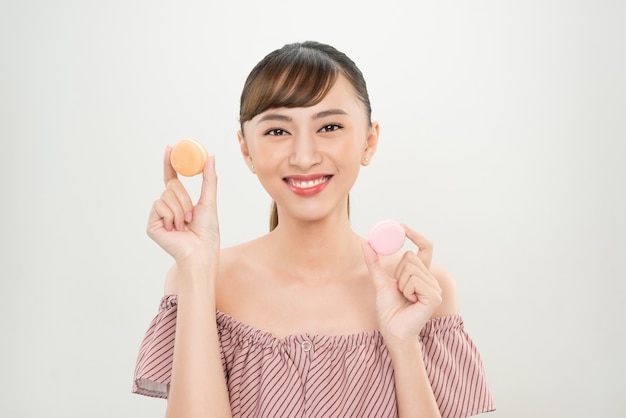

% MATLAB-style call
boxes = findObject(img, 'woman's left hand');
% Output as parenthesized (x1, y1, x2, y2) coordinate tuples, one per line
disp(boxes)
(362, 224, 443, 344)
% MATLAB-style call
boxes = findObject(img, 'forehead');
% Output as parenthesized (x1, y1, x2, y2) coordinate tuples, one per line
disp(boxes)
(319, 75, 360, 105)
(252, 75, 363, 121)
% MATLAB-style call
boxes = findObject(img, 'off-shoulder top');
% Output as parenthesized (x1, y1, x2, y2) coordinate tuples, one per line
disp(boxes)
(132, 295, 495, 418)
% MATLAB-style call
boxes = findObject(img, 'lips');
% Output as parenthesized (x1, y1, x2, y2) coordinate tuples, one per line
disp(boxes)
(285, 175, 331, 188)
(283, 175, 333, 196)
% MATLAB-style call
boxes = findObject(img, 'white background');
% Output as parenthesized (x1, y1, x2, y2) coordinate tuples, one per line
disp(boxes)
(1, 1, 625, 417)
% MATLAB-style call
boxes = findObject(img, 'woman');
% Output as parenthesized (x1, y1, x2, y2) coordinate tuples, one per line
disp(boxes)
(133, 41, 495, 418)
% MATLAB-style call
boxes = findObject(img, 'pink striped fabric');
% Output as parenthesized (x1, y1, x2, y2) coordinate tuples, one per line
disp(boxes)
(133, 295, 495, 418)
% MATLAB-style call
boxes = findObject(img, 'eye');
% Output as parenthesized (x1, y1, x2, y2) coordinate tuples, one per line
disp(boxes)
(319, 124, 343, 133)
(264, 128, 288, 136)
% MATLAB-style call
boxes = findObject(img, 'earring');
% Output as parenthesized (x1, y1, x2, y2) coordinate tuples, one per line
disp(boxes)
(364, 157, 369, 162)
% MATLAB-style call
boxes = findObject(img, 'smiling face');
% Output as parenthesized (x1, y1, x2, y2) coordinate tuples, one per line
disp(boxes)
(239, 74, 379, 225)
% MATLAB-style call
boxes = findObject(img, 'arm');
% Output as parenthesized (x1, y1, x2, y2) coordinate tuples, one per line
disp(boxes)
(363, 226, 459, 418)
(387, 339, 440, 418)
(147, 149, 232, 418)
(165, 262, 232, 418)
(387, 265, 460, 418)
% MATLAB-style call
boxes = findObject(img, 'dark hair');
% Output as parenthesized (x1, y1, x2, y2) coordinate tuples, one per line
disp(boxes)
(239, 41, 371, 231)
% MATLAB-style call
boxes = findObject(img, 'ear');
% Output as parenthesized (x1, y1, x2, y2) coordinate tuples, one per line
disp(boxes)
(238, 130, 255, 173)
(362, 121, 380, 166)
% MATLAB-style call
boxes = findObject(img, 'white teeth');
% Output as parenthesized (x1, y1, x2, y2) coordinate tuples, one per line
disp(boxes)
(288, 176, 329, 189)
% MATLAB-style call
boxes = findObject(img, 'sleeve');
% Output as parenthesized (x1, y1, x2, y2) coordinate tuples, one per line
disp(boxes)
(419, 315, 496, 418)
(131, 295, 178, 398)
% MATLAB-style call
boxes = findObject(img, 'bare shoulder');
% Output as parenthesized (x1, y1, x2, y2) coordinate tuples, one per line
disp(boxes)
(218, 240, 261, 279)
(430, 262, 460, 317)
(161, 241, 259, 296)
(215, 238, 272, 313)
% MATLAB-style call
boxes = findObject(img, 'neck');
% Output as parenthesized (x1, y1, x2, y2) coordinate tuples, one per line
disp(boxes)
(267, 213, 364, 279)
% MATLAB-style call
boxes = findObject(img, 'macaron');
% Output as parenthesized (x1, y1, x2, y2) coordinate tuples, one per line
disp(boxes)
(170, 139, 208, 177)
(368, 220, 406, 255)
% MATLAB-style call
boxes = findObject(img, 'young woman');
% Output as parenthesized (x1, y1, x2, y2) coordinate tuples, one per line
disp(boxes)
(133, 41, 495, 418)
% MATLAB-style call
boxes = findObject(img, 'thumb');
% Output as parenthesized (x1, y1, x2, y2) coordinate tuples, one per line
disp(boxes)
(197, 155, 217, 211)
(361, 240, 387, 291)
(189, 155, 219, 238)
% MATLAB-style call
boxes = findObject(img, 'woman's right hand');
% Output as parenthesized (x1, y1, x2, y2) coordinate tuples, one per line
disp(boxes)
(146, 146, 219, 264)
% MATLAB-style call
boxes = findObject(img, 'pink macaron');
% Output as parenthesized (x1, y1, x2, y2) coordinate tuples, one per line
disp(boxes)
(368, 220, 406, 255)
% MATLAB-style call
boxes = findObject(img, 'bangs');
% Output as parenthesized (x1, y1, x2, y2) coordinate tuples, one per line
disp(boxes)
(239, 47, 339, 125)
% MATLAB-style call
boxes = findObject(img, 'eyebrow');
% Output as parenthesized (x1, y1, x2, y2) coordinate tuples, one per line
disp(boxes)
(256, 108, 348, 125)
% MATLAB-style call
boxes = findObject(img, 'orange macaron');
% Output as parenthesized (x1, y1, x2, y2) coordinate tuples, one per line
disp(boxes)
(170, 139, 208, 177)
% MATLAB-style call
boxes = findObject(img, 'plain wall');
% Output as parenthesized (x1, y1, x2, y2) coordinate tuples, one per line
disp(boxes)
(1, 1, 624, 417)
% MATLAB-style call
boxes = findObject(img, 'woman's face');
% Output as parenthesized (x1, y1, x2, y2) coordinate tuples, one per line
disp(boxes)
(239, 74, 379, 225)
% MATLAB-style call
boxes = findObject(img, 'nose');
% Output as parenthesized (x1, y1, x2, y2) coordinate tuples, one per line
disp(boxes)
(288, 134, 321, 169)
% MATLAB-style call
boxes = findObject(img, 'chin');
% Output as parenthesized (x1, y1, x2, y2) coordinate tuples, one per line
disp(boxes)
(281, 201, 349, 225)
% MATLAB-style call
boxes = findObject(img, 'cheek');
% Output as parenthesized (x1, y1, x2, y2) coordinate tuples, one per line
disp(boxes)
(248, 143, 291, 183)
(332, 139, 365, 164)
(252, 146, 282, 172)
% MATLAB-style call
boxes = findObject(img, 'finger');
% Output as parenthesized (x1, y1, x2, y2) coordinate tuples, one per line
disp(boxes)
(402, 224, 433, 269)
(399, 276, 419, 303)
(397, 261, 422, 290)
(399, 269, 439, 295)
(399, 272, 441, 305)
(361, 240, 387, 291)
(167, 180, 194, 223)
(197, 154, 217, 210)
(396, 260, 428, 302)
(151, 199, 175, 231)
(160, 189, 187, 231)
(396, 254, 440, 293)
(406, 276, 443, 308)
(163, 145, 178, 187)
(394, 251, 428, 282)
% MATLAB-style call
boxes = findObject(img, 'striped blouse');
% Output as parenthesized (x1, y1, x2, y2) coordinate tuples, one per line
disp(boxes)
(133, 295, 495, 418)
